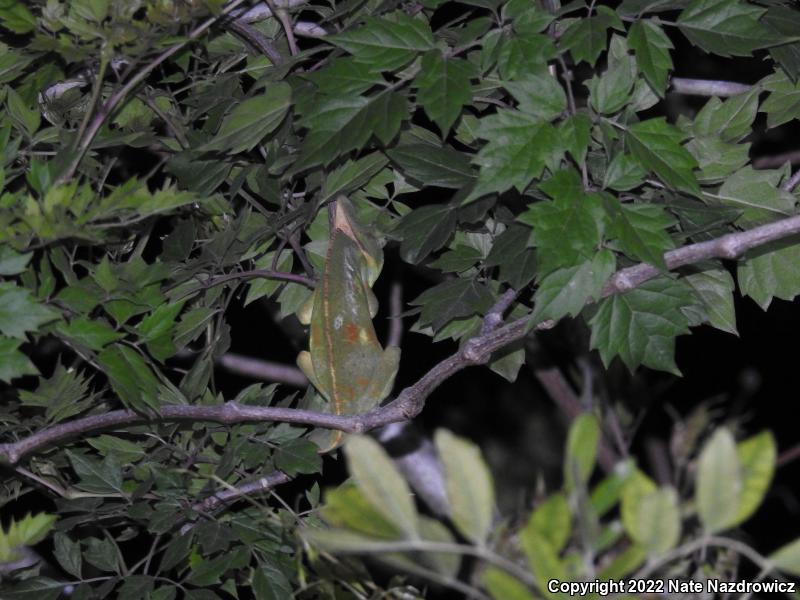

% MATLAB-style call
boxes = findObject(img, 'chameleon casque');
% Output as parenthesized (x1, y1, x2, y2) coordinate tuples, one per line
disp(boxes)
(297, 197, 401, 451)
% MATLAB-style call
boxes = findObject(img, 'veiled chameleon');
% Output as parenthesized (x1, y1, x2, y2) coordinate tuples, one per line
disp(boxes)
(297, 197, 401, 451)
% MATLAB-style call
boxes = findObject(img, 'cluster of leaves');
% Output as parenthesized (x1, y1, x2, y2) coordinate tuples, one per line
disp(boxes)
(308, 419, 800, 599)
(1, 0, 800, 597)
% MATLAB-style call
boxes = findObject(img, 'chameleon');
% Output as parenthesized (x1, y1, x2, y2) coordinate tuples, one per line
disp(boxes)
(297, 197, 401, 452)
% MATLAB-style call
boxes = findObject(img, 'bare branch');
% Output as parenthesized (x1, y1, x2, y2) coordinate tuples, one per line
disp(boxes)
(218, 353, 307, 386)
(192, 471, 291, 514)
(7, 214, 800, 466)
(754, 150, 800, 170)
(670, 77, 752, 97)
(601, 214, 800, 297)
(783, 169, 800, 193)
(387, 280, 404, 348)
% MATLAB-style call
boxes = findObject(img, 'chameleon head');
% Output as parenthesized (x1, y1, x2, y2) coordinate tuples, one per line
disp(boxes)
(333, 196, 383, 287)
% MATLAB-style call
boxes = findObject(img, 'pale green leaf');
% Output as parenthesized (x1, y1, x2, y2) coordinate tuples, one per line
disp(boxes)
(733, 431, 776, 526)
(435, 429, 494, 545)
(696, 428, 741, 533)
(564, 413, 600, 490)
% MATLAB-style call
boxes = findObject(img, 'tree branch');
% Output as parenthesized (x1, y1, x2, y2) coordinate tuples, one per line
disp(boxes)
(7, 214, 800, 466)
(191, 470, 291, 514)
(670, 77, 752, 97)
(224, 18, 284, 65)
(217, 353, 307, 386)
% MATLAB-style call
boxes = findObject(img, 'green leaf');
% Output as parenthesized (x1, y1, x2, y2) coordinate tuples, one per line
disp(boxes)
(603, 153, 647, 191)
(412, 278, 495, 330)
(519, 529, 568, 599)
(57, 316, 122, 350)
(518, 170, 604, 275)
(468, 110, 561, 201)
(97, 345, 161, 412)
(329, 12, 434, 70)
(394, 204, 458, 264)
(677, 0, 784, 57)
(770, 538, 800, 576)
(415, 51, 475, 134)
(560, 7, 623, 66)
(321, 482, 403, 539)
(628, 20, 674, 95)
(0, 282, 58, 338)
(6, 87, 39, 137)
(303, 58, 384, 96)
(274, 438, 322, 476)
(67, 450, 124, 495)
(696, 428, 741, 533)
(0, 245, 31, 275)
(321, 152, 389, 203)
(504, 73, 567, 121)
(485, 224, 538, 289)
(0, 336, 37, 382)
(18, 363, 93, 423)
(564, 413, 600, 490)
(602, 198, 675, 269)
(201, 83, 291, 154)
(253, 564, 292, 600)
(738, 238, 800, 310)
(589, 277, 693, 374)
(0, 1, 37, 33)
(707, 166, 794, 226)
(387, 144, 475, 188)
(53, 533, 82, 579)
(683, 268, 738, 335)
(559, 113, 592, 166)
(686, 135, 750, 183)
(294, 92, 406, 171)
(496, 34, 557, 80)
(626, 118, 700, 195)
(624, 486, 681, 555)
(435, 429, 494, 545)
(733, 431, 776, 526)
(527, 493, 571, 552)
(531, 250, 615, 323)
(761, 69, 800, 129)
(693, 88, 759, 141)
(589, 36, 637, 114)
(344, 435, 418, 537)
(482, 567, 536, 600)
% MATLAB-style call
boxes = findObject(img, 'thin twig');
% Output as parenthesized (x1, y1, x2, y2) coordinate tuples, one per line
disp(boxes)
(782, 169, 800, 193)
(218, 352, 307, 386)
(670, 77, 752, 97)
(224, 18, 284, 65)
(387, 280, 404, 348)
(192, 470, 291, 514)
(172, 268, 314, 301)
(263, 0, 299, 55)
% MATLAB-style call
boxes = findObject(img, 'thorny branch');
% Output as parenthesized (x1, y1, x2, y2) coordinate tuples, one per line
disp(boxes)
(5, 212, 800, 466)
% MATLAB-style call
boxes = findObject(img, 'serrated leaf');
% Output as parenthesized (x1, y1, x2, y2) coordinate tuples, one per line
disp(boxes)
(693, 88, 759, 142)
(0, 336, 37, 382)
(53, 533, 82, 579)
(683, 268, 737, 335)
(628, 20, 674, 95)
(559, 113, 592, 166)
(738, 239, 800, 310)
(531, 250, 615, 323)
(496, 34, 557, 80)
(57, 316, 122, 350)
(686, 135, 750, 183)
(97, 345, 161, 412)
(589, 277, 693, 374)
(387, 143, 475, 188)
(761, 69, 800, 129)
(589, 37, 637, 114)
(253, 564, 292, 600)
(560, 8, 623, 66)
(200, 83, 290, 154)
(344, 436, 418, 537)
(415, 51, 475, 134)
(603, 153, 647, 191)
(626, 118, 700, 195)
(0, 282, 58, 338)
(696, 428, 741, 533)
(708, 166, 795, 226)
(602, 198, 675, 269)
(733, 431, 776, 526)
(67, 450, 124, 495)
(303, 57, 383, 96)
(330, 12, 434, 70)
(677, 0, 784, 57)
(435, 429, 494, 545)
(468, 110, 562, 201)
(274, 438, 322, 476)
(504, 73, 567, 121)
(294, 92, 406, 171)
(321, 152, 388, 203)
(412, 278, 495, 330)
(564, 413, 600, 490)
(394, 203, 457, 264)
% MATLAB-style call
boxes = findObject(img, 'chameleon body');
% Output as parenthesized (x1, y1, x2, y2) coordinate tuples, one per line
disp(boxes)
(297, 198, 400, 451)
